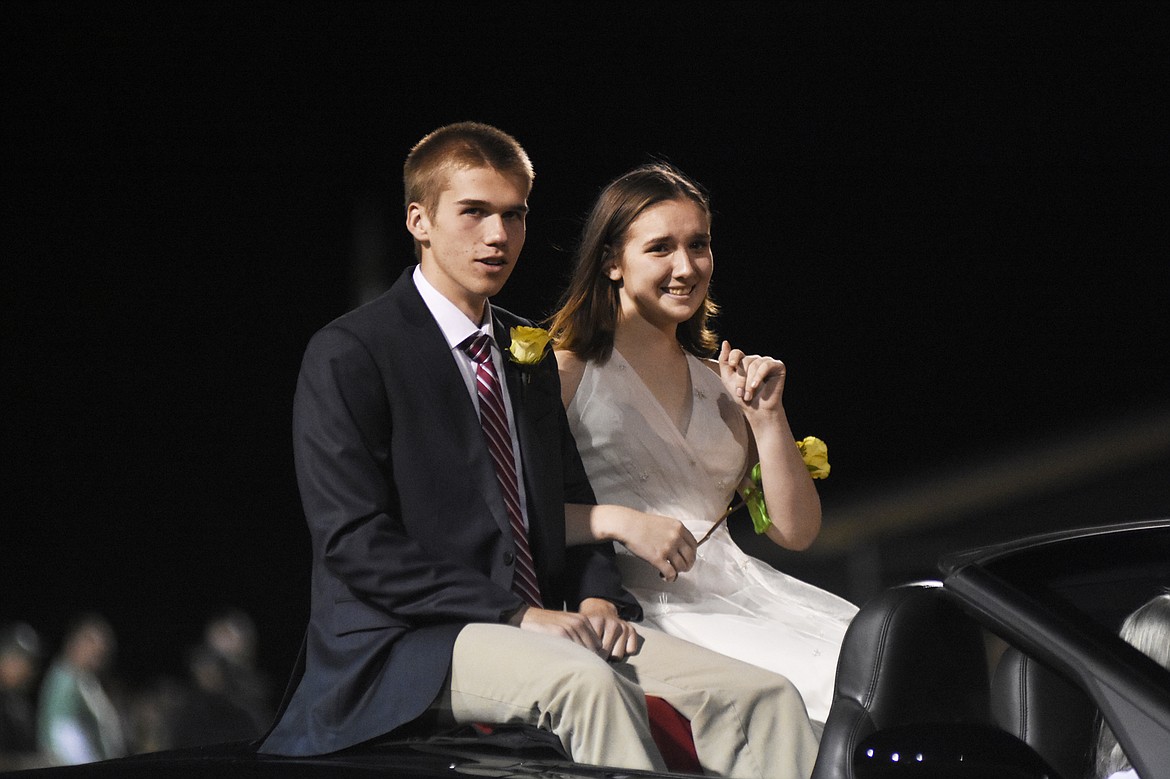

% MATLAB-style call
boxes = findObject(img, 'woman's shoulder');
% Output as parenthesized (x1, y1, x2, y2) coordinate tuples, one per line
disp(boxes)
(554, 349, 589, 408)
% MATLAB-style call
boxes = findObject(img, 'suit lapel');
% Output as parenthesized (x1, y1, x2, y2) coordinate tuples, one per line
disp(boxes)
(497, 321, 532, 482)
(398, 279, 512, 538)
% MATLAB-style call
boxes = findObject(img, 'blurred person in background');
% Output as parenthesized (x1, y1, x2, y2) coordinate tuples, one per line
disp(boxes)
(1, 621, 51, 769)
(122, 675, 185, 755)
(167, 645, 262, 748)
(36, 613, 126, 765)
(1092, 591, 1170, 779)
(201, 608, 272, 735)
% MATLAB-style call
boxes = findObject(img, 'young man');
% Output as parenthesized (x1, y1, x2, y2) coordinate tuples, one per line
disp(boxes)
(260, 122, 818, 777)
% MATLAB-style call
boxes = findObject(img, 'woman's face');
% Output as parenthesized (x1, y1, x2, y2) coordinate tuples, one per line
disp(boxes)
(606, 198, 713, 332)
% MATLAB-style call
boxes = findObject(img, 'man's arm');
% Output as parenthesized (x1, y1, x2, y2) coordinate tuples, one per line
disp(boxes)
(295, 325, 522, 623)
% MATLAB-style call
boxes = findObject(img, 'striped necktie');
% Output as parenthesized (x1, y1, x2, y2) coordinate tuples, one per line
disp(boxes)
(462, 334, 543, 608)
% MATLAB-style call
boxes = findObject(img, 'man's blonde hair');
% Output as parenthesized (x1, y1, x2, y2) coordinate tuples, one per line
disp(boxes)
(403, 122, 534, 259)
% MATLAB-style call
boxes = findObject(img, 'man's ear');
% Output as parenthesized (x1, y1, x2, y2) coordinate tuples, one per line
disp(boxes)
(405, 202, 429, 242)
(602, 246, 622, 281)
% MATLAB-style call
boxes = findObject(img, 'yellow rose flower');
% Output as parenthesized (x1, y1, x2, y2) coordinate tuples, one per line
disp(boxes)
(508, 326, 552, 366)
(796, 436, 830, 479)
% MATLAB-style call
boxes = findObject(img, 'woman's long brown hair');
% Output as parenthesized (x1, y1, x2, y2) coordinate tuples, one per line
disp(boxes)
(547, 162, 719, 362)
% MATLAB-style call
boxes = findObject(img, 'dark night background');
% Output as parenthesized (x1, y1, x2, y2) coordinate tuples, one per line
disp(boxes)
(4, 1, 1169, 704)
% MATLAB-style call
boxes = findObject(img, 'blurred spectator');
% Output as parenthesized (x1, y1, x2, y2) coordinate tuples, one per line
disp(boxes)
(36, 613, 126, 765)
(1092, 591, 1170, 779)
(1, 621, 51, 769)
(167, 646, 260, 747)
(201, 609, 272, 734)
(125, 676, 185, 754)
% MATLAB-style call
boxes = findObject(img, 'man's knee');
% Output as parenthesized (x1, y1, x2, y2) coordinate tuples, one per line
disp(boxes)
(544, 650, 632, 699)
(729, 666, 799, 699)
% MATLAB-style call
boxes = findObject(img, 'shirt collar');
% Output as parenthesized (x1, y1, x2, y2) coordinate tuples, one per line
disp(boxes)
(412, 265, 497, 351)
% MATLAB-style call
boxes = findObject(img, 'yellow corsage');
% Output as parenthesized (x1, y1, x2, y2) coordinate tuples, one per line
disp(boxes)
(796, 436, 831, 479)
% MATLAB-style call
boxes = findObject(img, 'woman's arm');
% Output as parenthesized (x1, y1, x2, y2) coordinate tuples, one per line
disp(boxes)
(564, 503, 696, 581)
(716, 341, 822, 551)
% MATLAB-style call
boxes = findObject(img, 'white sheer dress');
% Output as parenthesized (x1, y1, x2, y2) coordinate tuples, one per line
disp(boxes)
(566, 348, 858, 723)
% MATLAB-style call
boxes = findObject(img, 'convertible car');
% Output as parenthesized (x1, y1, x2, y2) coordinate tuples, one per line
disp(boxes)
(5, 518, 1168, 779)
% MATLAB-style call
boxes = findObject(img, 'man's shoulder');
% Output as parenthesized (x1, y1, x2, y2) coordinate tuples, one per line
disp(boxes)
(298, 274, 422, 368)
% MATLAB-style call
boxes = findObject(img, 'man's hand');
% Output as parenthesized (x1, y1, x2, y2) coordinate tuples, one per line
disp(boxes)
(578, 598, 640, 660)
(514, 600, 639, 660)
(516, 606, 605, 657)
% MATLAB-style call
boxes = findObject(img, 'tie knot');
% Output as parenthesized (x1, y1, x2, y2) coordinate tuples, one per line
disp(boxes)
(463, 333, 493, 365)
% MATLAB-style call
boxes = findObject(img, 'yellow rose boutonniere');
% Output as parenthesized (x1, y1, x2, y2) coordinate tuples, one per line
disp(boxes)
(508, 326, 552, 382)
(508, 326, 552, 365)
(698, 437, 830, 544)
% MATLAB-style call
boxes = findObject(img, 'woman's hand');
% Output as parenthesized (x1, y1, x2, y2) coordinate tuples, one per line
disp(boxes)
(619, 508, 698, 581)
(565, 504, 697, 582)
(718, 341, 786, 412)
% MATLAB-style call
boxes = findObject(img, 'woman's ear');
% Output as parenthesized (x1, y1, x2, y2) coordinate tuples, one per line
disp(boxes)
(602, 246, 622, 281)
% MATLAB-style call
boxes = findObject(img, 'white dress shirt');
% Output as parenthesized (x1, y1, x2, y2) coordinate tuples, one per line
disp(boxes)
(413, 265, 530, 530)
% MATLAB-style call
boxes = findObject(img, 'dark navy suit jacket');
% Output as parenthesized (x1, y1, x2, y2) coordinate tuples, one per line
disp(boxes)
(260, 268, 639, 755)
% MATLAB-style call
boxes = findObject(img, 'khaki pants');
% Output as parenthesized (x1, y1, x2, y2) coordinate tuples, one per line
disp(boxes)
(430, 623, 818, 778)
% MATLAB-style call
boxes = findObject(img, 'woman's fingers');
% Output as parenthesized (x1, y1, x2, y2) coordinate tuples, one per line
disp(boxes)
(742, 357, 785, 402)
(721, 340, 787, 403)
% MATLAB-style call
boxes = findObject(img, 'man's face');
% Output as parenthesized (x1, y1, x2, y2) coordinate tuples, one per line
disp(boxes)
(407, 165, 529, 323)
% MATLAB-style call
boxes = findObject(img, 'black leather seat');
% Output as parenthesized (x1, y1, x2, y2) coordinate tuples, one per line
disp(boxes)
(991, 646, 1097, 779)
(811, 581, 992, 779)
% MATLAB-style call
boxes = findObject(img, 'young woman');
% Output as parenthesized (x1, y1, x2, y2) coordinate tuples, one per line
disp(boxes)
(551, 162, 857, 724)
